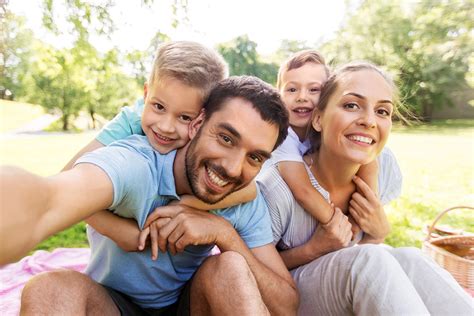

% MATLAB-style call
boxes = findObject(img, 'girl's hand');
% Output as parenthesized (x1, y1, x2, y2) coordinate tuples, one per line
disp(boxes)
(349, 176, 390, 241)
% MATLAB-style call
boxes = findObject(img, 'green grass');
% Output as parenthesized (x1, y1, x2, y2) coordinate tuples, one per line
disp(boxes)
(1, 116, 473, 251)
(0, 100, 45, 132)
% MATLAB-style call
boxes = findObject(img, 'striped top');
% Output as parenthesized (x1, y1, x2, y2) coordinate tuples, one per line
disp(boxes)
(256, 147, 402, 250)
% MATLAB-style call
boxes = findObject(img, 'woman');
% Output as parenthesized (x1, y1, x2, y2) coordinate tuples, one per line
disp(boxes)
(257, 62, 473, 315)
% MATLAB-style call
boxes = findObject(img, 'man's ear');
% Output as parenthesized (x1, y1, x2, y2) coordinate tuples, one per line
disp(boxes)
(143, 83, 148, 99)
(189, 109, 206, 139)
(312, 111, 322, 132)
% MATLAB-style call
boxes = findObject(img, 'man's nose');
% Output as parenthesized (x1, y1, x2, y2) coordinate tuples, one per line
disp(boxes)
(222, 152, 245, 179)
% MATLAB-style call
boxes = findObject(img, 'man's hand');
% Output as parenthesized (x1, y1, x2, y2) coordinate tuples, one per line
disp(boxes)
(141, 204, 233, 259)
(349, 176, 390, 242)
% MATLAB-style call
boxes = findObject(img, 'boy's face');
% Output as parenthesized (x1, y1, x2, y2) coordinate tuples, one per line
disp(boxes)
(142, 76, 203, 154)
(280, 63, 328, 132)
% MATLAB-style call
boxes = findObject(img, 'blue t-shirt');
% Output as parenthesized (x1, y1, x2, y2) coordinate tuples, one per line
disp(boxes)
(75, 135, 273, 309)
(96, 99, 145, 145)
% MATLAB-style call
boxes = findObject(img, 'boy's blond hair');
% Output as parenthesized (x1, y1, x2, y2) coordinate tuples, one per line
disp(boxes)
(276, 50, 330, 90)
(149, 41, 228, 99)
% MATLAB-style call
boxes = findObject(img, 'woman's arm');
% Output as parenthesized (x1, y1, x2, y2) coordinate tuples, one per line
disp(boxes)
(278, 208, 353, 269)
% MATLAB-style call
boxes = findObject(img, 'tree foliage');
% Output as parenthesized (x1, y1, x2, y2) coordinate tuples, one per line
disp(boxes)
(217, 35, 278, 85)
(321, 0, 473, 120)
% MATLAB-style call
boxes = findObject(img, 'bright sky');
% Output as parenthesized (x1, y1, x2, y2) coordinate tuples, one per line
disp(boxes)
(10, 0, 349, 55)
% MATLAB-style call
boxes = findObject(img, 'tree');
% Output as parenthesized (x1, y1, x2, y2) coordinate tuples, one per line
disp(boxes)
(320, 0, 473, 121)
(274, 39, 312, 64)
(217, 35, 278, 85)
(0, 9, 33, 99)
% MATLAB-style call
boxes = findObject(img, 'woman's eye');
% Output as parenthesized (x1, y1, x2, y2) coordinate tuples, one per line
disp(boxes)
(376, 108, 391, 116)
(344, 102, 359, 110)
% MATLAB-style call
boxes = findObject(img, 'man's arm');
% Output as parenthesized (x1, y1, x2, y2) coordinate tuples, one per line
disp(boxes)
(144, 206, 299, 316)
(0, 164, 113, 264)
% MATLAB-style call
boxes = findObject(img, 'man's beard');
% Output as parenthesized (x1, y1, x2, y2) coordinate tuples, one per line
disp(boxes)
(185, 130, 243, 205)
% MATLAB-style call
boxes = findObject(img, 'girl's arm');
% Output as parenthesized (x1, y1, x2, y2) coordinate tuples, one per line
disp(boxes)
(356, 160, 379, 195)
(63, 138, 143, 252)
(178, 181, 257, 210)
(278, 161, 334, 224)
(278, 208, 352, 269)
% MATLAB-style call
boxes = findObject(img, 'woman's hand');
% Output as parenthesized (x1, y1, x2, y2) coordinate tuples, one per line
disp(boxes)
(349, 176, 390, 242)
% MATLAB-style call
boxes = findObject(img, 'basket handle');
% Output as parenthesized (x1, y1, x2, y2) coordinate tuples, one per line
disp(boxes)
(425, 206, 474, 241)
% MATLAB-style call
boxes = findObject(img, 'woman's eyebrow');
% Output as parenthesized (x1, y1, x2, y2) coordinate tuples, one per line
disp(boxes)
(344, 92, 393, 104)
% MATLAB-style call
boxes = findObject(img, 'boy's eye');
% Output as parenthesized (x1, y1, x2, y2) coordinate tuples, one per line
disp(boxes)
(179, 115, 193, 122)
(343, 102, 359, 110)
(310, 87, 321, 93)
(154, 103, 165, 111)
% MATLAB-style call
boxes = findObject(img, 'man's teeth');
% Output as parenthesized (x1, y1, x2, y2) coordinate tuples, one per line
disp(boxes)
(348, 135, 373, 144)
(207, 168, 229, 187)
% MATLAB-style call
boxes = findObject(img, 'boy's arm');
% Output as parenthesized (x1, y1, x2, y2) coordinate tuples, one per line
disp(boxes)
(278, 161, 334, 224)
(62, 139, 142, 252)
(0, 164, 113, 264)
(179, 181, 257, 210)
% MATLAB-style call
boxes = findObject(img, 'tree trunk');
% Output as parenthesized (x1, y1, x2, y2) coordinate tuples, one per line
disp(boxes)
(422, 103, 433, 122)
(62, 114, 69, 131)
(89, 109, 96, 129)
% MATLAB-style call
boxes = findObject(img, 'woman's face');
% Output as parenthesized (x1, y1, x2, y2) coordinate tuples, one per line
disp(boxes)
(313, 69, 393, 165)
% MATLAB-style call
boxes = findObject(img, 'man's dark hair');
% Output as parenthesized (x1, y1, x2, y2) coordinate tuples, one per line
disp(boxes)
(203, 76, 289, 150)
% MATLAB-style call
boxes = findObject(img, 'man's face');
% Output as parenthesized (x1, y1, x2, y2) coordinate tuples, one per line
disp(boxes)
(185, 97, 279, 204)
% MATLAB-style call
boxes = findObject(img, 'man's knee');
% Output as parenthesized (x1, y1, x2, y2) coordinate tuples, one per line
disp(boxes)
(195, 251, 251, 287)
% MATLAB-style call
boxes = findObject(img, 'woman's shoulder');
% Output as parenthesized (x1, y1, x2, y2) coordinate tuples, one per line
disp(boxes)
(377, 147, 403, 204)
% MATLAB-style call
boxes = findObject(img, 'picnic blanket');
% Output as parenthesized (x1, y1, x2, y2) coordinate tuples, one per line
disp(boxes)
(0, 248, 90, 315)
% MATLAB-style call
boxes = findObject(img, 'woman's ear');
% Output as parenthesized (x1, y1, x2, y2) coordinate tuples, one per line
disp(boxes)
(312, 112, 322, 132)
(189, 109, 206, 139)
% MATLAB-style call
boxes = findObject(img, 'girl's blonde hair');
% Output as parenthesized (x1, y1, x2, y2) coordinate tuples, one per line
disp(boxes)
(276, 50, 330, 90)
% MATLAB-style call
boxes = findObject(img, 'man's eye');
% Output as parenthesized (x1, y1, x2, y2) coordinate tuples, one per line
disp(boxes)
(220, 134, 232, 145)
(249, 154, 262, 164)
(343, 102, 359, 110)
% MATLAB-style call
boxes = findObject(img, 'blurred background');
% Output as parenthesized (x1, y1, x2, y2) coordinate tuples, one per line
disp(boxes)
(0, 0, 473, 250)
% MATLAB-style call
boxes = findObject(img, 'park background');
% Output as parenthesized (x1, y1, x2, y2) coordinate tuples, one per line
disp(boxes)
(0, 0, 473, 252)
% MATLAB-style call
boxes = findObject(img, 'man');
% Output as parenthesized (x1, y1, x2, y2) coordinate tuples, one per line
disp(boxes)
(1, 76, 298, 315)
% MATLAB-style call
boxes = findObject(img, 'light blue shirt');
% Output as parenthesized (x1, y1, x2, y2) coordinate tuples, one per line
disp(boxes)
(96, 99, 145, 145)
(76, 135, 273, 309)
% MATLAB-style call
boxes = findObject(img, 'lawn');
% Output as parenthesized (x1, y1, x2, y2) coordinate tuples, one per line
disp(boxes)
(1, 107, 473, 250)
(0, 100, 45, 133)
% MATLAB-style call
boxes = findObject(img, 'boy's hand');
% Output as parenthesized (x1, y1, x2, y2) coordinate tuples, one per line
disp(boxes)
(349, 176, 390, 241)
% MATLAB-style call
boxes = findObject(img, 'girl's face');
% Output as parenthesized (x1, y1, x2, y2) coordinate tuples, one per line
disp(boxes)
(313, 69, 393, 165)
(280, 63, 328, 131)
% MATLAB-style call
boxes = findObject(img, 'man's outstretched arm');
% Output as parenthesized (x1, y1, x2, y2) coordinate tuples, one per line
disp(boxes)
(0, 164, 113, 264)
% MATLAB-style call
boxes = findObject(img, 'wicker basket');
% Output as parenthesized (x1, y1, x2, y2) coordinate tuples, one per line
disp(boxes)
(422, 206, 474, 290)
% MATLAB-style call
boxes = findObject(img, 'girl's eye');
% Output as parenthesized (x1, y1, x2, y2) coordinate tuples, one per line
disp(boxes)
(344, 102, 359, 110)
(154, 103, 165, 111)
(310, 87, 321, 93)
(287, 87, 297, 93)
(180, 115, 193, 122)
